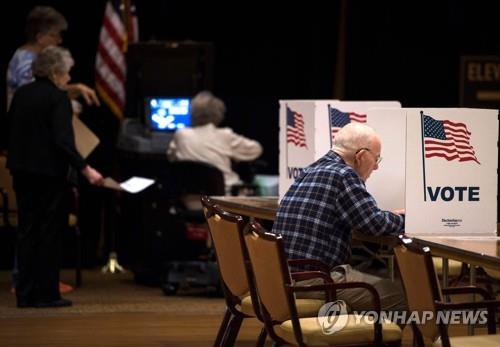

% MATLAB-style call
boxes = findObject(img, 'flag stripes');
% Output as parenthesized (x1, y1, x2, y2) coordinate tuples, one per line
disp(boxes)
(423, 114, 480, 164)
(95, 0, 138, 119)
(329, 106, 367, 139)
(286, 106, 307, 148)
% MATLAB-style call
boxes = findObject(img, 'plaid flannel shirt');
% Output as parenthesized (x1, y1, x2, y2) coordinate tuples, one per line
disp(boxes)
(272, 150, 404, 270)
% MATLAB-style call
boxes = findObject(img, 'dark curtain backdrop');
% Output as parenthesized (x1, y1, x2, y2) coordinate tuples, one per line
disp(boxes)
(2, 1, 500, 266)
(2, 1, 500, 175)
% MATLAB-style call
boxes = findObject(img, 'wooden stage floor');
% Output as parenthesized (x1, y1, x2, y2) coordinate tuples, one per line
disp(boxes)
(0, 269, 492, 346)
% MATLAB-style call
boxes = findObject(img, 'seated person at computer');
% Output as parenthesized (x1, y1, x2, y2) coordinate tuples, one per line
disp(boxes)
(167, 91, 262, 193)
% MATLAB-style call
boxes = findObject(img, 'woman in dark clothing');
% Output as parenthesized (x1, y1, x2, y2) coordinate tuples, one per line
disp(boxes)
(6, 46, 103, 308)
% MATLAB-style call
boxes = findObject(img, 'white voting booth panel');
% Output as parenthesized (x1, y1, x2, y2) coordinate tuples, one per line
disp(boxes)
(279, 100, 402, 199)
(405, 108, 498, 236)
(365, 108, 406, 211)
(279, 103, 498, 236)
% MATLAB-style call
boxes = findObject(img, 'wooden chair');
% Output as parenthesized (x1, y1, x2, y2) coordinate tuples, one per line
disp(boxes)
(432, 257, 467, 278)
(0, 159, 17, 270)
(478, 267, 500, 298)
(394, 237, 500, 347)
(170, 160, 225, 211)
(0, 156, 82, 286)
(244, 221, 402, 347)
(201, 196, 329, 347)
(483, 267, 500, 287)
(432, 257, 469, 287)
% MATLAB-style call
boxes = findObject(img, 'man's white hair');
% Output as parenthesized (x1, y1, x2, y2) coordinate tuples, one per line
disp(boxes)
(332, 122, 378, 156)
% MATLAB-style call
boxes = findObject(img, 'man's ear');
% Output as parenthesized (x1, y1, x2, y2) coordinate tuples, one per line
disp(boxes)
(351, 155, 360, 169)
(353, 151, 361, 163)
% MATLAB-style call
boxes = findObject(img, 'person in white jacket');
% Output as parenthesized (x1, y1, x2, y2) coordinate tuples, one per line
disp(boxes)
(167, 91, 262, 192)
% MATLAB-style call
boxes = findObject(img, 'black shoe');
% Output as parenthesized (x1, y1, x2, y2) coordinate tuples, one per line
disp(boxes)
(17, 301, 35, 308)
(35, 298, 72, 308)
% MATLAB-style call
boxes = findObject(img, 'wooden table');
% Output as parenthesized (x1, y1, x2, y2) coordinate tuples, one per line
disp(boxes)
(210, 196, 278, 221)
(209, 196, 500, 270)
(209, 196, 400, 277)
(412, 236, 500, 269)
(412, 235, 500, 334)
(211, 195, 402, 245)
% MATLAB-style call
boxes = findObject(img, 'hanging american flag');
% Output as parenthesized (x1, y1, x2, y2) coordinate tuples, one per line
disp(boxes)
(423, 113, 480, 164)
(286, 106, 307, 148)
(95, 0, 138, 119)
(329, 106, 367, 139)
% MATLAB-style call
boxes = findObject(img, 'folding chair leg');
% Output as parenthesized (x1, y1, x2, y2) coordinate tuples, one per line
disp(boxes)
(256, 327, 267, 347)
(213, 308, 232, 347)
(221, 314, 243, 347)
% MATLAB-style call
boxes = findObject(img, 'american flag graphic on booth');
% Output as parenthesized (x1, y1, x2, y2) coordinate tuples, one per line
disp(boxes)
(423, 113, 480, 164)
(286, 106, 307, 148)
(329, 106, 367, 140)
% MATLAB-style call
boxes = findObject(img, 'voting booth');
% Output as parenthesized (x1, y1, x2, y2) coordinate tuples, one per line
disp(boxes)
(279, 101, 498, 236)
(367, 107, 498, 235)
(278, 100, 402, 198)
(405, 108, 498, 235)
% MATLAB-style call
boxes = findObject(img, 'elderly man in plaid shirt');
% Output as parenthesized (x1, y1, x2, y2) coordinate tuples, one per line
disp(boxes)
(272, 122, 406, 312)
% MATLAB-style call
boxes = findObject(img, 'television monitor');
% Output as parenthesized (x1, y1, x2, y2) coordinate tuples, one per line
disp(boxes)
(145, 97, 191, 131)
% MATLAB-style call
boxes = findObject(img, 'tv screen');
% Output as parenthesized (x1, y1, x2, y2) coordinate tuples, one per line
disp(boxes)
(145, 97, 191, 131)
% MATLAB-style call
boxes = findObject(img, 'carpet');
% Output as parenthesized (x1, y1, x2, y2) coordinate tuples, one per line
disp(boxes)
(0, 269, 226, 318)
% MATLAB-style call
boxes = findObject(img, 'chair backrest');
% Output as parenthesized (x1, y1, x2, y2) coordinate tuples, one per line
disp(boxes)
(394, 239, 443, 344)
(169, 160, 225, 196)
(169, 161, 225, 210)
(201, 196, 250, 299)
(0, 155, 16, 210)
(244, 222, 298, 325)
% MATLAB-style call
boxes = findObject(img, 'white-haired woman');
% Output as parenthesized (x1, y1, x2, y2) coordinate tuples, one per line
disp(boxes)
(167, 91, 263, 192)
(6, 46, 103, 308)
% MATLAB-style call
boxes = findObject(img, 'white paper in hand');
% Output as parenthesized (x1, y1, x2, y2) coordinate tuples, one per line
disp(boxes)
(119, 176, 155, 194)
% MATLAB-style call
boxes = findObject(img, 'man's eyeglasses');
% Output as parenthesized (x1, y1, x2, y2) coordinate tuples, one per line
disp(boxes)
(355, 148, 382, 165)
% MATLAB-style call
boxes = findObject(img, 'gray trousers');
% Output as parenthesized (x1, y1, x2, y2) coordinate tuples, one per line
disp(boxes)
(296, 264, 408, 313)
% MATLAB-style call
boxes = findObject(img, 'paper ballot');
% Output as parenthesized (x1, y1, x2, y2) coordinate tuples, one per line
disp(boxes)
(102, 176, 155, 193)
(120, 177, 155, 193)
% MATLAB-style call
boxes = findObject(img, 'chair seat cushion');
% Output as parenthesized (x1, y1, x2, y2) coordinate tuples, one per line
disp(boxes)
(275, 314, 402, 346)
(294, 298, 328, 318)
(239, 295, 255, 316)
(483, 267, 500, 279)
(433, 257, 464, 277)
(432, 334, 500, 347)
(239, 296, 326, 318)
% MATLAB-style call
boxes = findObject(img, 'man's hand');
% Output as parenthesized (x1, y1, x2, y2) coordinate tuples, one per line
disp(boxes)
(66, 83, 101, 106)
(392, 208, 405, 215)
